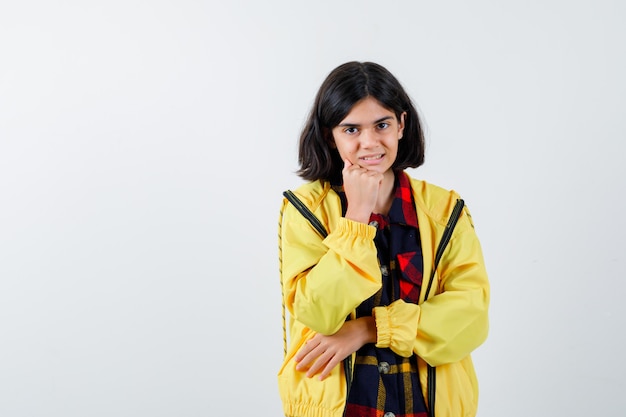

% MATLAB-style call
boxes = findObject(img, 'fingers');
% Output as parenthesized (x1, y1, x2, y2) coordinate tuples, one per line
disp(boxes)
(294, 337, 319, 368)
(304, 349, 331, 378)
(342, 159, 383, 222)
(294, 337, 332, 378)
(294, 325, 361, 380)
(299, 344, 340, 380)
(318, 355, 342, 381)
(294, 339, 345, 381)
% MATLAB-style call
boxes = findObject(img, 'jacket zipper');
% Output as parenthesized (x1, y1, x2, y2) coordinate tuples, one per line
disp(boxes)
(283, 190, 328, 238)
(342, 332, 354, 416)
(424, 198, 465, 417)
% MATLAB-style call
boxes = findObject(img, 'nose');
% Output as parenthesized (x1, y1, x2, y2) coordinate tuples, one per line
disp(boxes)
(359, 128, 378, 148)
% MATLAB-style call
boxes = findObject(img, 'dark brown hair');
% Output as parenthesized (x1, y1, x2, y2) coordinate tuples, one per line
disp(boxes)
(297, 61, 425, 182)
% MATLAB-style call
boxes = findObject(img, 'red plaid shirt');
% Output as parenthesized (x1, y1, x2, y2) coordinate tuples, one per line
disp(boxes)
(334, 171, 428, 417)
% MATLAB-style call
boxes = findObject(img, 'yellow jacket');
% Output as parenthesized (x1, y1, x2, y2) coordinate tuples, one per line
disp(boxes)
(278, 175, 490, 417)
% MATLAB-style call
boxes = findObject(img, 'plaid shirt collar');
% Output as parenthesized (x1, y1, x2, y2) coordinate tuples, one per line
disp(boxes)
(369, 170, 418, 229)
(388, 170, 418, 228)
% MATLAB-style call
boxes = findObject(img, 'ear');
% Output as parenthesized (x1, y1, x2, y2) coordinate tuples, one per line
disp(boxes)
(398, 112, 406, 139)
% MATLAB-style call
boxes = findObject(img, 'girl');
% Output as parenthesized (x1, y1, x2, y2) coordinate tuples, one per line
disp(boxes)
(278, 61, 489, 417)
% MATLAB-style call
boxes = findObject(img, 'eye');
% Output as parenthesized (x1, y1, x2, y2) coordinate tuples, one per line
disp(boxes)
(377, 122, 390, 130)
(344, 127, 358, 134)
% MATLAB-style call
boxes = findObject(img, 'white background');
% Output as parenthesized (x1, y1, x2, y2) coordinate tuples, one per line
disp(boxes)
(1, 1, 625, 416)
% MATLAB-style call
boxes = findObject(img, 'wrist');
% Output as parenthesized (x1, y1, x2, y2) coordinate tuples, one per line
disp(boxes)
(344, 209, 371, 224)
(357, 316, 377, 345)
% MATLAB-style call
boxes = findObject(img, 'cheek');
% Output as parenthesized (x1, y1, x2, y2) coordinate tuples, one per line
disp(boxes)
(338, 145, 356, 160)
(335, 148, 349, 161)
(333, 140, 352, 155)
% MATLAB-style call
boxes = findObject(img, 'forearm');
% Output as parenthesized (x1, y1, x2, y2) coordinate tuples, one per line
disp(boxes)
(372, 295, 487, 365)
(283, 215, 382, 335)
(295, 316, 377, 380)
(372, 235, 490, 365)
(355, 316, 377, 345)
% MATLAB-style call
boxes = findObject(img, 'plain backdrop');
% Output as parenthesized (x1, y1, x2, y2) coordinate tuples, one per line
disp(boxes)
(1, 1, 625, 416)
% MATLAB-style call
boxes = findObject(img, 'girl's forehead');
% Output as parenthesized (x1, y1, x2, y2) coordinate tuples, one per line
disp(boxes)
(340, 97, 396, 122)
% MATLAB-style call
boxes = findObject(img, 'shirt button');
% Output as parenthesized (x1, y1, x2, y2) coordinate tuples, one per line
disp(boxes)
(380, 265, 389, 276)
(378, 361, 390, 374)
(384, 412, 395, 417)
(369, 220, 379, 228)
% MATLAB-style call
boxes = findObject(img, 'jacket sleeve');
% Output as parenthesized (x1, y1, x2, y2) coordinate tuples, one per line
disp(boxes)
(281, 199, 383, 335)
(372, 213, 490, 366)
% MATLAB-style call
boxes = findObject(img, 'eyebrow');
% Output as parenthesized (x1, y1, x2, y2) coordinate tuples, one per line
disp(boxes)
(337, 116, 394, 127)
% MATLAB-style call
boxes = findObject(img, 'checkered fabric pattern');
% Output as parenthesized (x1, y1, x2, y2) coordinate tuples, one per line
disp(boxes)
(333, 171, 428, 417)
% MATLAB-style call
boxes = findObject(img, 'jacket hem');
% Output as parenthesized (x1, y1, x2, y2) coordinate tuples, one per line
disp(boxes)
(283, 402, 345, 417)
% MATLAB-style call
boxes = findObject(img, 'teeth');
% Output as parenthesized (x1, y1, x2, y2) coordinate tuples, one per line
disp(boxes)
(362, 154, 383, 160)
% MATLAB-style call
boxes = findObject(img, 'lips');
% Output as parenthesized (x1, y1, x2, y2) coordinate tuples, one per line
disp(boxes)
(360, 154, 384, 161)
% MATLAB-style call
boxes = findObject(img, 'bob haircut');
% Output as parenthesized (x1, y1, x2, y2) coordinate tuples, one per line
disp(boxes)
(297, 61, 425, 183)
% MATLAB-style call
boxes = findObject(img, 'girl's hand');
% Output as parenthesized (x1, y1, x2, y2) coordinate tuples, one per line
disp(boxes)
(342, 159, 383, 223)
(294, 317, 376, 380)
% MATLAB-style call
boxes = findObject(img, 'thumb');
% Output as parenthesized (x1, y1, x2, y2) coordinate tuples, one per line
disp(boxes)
(343, 158, 352, 169)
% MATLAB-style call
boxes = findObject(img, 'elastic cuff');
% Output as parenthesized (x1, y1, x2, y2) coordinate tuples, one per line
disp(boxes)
(373, 306, 391, 348)
(335, 217, 377, 239)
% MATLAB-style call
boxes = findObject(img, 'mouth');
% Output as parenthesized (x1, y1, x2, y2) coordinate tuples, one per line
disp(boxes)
(360, 154, 384, 161)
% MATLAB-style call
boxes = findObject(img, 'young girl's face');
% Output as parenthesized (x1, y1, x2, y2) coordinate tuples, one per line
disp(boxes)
(331, 97, 405, 175)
